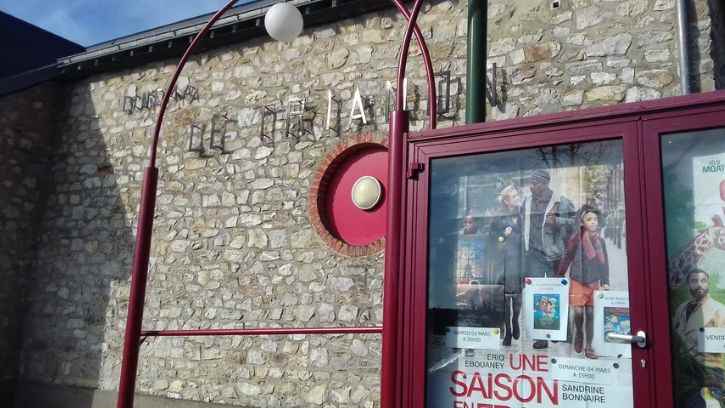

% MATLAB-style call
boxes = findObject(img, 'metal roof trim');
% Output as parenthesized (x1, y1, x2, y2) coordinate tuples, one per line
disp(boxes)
(57, 0, 320, 66)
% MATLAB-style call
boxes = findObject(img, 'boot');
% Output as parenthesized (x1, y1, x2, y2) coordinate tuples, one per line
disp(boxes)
(574, 330, 583, 354)
(533, 340, 548, 349)
(503, 331, 512, 346)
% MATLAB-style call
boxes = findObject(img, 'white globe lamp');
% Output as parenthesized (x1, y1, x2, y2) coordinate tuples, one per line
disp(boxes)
(264, 2, 304, 43)
(351, 176, 383, 211)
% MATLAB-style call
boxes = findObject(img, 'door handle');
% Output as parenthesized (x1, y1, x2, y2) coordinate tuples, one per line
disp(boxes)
(606, 330, 647, 349)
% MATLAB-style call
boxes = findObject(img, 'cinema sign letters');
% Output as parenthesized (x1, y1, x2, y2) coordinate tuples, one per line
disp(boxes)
(120, 73, 462, 152)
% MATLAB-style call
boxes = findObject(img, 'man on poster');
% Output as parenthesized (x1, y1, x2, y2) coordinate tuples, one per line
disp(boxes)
(673, 269, 725, 407)
(522, 169, 576, 349)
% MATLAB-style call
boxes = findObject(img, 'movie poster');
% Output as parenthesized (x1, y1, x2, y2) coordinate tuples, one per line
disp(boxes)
(525, 278, 570, 342)
(662, 131, 725, 408)
(592, 291, 631, 358)
(692, 153, 725, 231)
(426, 345, 633, 408)
(427, 140, 634, 407)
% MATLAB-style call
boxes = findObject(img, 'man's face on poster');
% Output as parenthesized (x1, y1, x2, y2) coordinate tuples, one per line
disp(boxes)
(463, 216, 476, 234)
(529, 180, 547, 197)
(688, 271, 710, 301)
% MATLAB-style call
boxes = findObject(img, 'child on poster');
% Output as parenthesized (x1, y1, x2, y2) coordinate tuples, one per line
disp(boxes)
(558, 205, 610, 359)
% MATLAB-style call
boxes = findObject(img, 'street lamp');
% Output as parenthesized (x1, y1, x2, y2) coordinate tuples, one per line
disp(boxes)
(115, 1, 434, 407)
(264, 2, 304, 42)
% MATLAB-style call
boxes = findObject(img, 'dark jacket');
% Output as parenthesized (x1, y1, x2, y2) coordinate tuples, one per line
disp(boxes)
(522, 193, 577, 262)
(489, 211, 524, 294)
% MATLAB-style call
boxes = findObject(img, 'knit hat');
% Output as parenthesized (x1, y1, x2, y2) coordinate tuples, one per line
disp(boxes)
(528, 169, 551, 185)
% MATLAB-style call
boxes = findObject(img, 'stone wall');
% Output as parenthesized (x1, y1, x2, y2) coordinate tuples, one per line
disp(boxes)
(0, 83, 60, 399)
(485, 0, 716, 119)
(710, 0, 725, 88)
(10, 0, 721, 407)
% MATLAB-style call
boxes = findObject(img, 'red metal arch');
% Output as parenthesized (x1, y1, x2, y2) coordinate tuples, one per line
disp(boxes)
(383, 1, 434, 407)
(116, 0, 437, 406)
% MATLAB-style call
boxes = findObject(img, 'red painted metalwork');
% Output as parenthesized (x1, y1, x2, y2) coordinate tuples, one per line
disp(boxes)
(642, 106, 725, 408)
(391, 0, 437, 129)
(111, 3, 725, 408)
(382, 110, 408, 408)
(148, 0, 240, 169)
(399, 90, 725, 408)
(412, 89, 725, 142)
(395, 1, 425, 114)
(114, 0, 442, 405)
(142, 327, 383, 337)
(116, 167, 157, 408)
(383, 2, 434, 407)
(407, 119, 650, 408)
(325, 146, 388, 245)
(116, 1, 240, 407)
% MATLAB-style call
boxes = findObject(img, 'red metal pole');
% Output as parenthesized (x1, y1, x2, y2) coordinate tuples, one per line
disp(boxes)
(142, 326, 383, 337)
(149, 0, 240, 168)
(391, 0, 437, 129)
(116, 1, 239, 407)
(115, 0, 436, 406)
(116, 167, 157, 408)
(382, 2, 430, 407)
(381, 109, 408, 408)
(394, 1, 426, 114)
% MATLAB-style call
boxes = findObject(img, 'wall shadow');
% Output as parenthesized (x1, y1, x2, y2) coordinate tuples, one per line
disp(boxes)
(11, 78, 135, 407)
(709, 0, 725, 89)
(0, 83, 63, 404)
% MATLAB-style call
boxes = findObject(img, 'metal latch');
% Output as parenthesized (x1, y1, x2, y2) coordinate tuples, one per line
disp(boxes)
(407, 162, 425, 179)
(606, 330, 647, 349)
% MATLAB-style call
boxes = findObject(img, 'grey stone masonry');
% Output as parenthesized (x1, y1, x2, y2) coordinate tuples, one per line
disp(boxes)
(3, 0, 722, 407)
(710, 0, 725, 88)
(0, 83, 60, 398)
(485, 0, 718, 119)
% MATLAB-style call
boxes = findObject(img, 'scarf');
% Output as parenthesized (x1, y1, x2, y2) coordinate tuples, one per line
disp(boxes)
(581, 230, 606, 264)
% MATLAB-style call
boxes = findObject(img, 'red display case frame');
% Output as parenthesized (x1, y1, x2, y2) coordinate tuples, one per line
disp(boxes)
(392, 90, 725, 408)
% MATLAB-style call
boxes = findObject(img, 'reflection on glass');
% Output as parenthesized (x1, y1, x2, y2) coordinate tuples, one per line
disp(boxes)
(662, 128, 725, 408)
(426, 140, 632, 407)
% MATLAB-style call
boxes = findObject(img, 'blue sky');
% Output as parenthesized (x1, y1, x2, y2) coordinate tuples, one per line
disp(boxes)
(1, 0, 256, 47)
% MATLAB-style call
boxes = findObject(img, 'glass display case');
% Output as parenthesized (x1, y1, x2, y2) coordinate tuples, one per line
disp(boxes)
(392, 91, 725, 408)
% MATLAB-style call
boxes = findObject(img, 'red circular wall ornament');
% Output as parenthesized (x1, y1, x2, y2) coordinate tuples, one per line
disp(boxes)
(309, 134, 388, 256)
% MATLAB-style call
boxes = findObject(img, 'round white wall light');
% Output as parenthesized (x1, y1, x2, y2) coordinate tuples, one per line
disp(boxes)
(264, 3, 304, 43)
(351, 176, 382, 210)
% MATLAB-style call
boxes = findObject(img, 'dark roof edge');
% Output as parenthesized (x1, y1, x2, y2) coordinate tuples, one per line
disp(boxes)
(0, 63, 60, 97)
(75, 0, 280, 57)
(59, 0, 374, 67)
(55, 0, 392, 80)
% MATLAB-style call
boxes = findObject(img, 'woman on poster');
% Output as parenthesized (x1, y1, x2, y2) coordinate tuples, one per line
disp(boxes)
(489, 184, 523, 346)
(558, 205, 610, 359)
